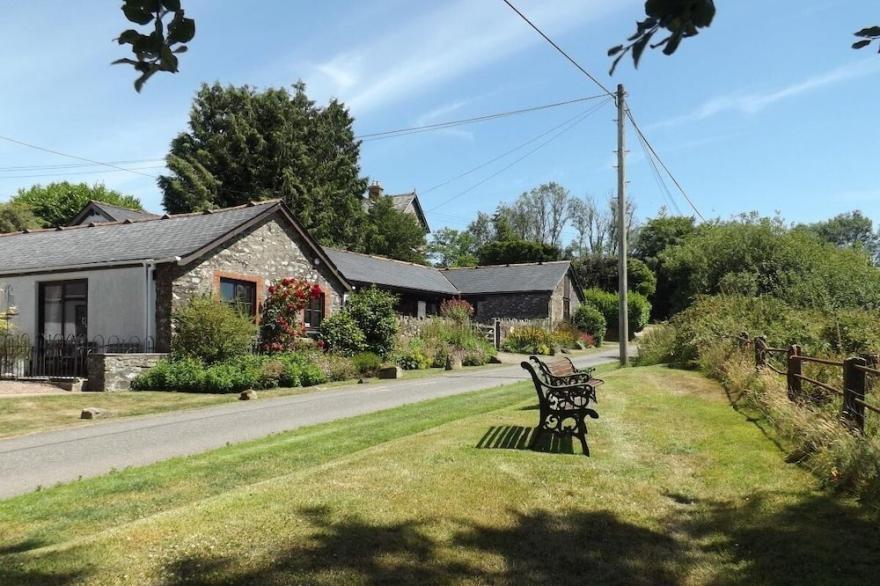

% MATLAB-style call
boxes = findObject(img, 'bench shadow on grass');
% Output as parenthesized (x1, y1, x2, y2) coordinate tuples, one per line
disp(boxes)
(475, 424, 586, 455)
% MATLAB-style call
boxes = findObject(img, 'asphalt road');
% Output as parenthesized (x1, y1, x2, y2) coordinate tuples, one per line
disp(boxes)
(0, 349, 620, 499)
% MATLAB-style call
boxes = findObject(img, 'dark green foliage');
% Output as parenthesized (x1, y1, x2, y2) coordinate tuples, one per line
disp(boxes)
(477, 240, 561, 266)
(571, 255, 656, 298)
(799, 211, 880, 262)
(583, 288, 651, 339)
(428, 228, 479, 267)
(158, 82, 369, 248)
(276, 352, 328, 387)
(0, 201, 40, 233)
(351, 352, 383, 376)
(171, 296, 256, 364)
(318, 312, 367, 356)
(113, 0, 195, 91)
(853, 25, 880, 51)
(572, 304, 607, 344)
(634, 215, 697, 319)
(11, 182, 143, 228)
(344, 287, 399, 357)
(659, 216, 880, 316)
(362, 196, 427, 264)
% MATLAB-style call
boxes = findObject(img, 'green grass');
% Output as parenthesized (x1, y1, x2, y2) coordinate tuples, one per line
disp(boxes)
(1, 364, 876, 585)
(0, 364, 504, 439)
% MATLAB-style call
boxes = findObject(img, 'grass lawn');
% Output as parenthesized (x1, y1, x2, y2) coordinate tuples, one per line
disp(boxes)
(2, 364, 876, 584)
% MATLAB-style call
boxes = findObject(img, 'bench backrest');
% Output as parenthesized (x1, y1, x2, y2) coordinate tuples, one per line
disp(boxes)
(520, 361, 551, 405)
(529, 355, 575, 381)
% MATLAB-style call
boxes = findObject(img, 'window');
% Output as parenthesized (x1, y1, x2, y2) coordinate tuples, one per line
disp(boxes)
(39, 280, 87, 339)
(219, 278, 257, 317)
(563, 277, 571, 320)
(304, 292, 325, 330)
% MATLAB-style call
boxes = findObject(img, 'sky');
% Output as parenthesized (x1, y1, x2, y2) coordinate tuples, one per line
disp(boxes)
(1, 0, 878, 247)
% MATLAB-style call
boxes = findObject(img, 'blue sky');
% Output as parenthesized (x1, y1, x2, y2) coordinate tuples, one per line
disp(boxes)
(1, 1, 878, 245)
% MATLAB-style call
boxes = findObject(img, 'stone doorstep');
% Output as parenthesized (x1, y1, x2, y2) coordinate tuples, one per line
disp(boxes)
(15, 377, 86, 392)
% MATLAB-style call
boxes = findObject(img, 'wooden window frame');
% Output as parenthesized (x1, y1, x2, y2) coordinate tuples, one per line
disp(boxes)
(213, 271, 264, 322)
(302, 285, 331, 332)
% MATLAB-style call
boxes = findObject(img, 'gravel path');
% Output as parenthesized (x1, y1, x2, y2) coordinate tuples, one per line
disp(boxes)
(0, 349, 620, 498)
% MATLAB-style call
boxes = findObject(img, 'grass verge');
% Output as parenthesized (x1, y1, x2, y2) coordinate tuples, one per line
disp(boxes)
(2, 364, 876, 584)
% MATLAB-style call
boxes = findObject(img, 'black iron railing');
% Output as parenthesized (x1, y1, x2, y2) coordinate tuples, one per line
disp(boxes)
(0, 334, 155, 379)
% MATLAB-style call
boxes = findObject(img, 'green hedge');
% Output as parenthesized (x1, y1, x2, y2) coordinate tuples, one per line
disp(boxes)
(583, 288, 651, 340)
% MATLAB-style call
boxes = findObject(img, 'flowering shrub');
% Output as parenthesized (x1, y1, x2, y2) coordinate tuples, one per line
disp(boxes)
(440, 297, 474, 323)
(260, 277, 322, 353)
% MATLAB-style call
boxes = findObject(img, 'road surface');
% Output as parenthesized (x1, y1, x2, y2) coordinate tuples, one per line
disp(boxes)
(0, 349, 620, 498)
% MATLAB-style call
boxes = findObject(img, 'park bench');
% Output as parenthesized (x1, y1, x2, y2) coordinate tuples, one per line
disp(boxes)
(520, 360, 601, 456)
(529, 355, 603, 402)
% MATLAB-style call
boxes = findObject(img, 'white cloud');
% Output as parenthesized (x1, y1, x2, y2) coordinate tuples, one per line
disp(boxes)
(649, 59, 880, 130)
(304, 0, 631, 115)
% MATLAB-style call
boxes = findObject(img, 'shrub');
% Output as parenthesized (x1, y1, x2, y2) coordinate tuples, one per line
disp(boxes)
(578, 332, 596, 349)
(345, 287, 399, 357)
(260, 278, 322, 353)
(502, 326, 555, 355)
(171, 296, 256, 363)
(314, 352, 357, 382)
(582, 288, 651, 339)
(439, 297, 474, 323)
(318, 312, 367, 356)
(551, 322, 581, 349)
(352, 352, 383, 376)
(396, 339, 432, 370)
(572, 304, 607, 344)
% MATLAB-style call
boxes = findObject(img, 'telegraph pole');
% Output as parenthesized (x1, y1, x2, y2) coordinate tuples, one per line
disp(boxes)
(616, 84, 629, 367)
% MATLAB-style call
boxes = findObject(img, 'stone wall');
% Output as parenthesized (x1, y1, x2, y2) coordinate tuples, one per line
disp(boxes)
(549, 274, 581, 324)
(155, 213, 348, 351)
(88, 353, 167, 391)
(466, 292, 551, 323)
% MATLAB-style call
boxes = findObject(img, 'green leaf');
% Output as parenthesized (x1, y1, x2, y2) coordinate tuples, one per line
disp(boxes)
(852, 39, 872, 50)
(168, 16, 195, 44)
(122, 4, 155, 25)
(116, 29, 141, 45)
(631, 34, 652, 67)
(854, 26, 880, 38)
(608, 45, 624, 57)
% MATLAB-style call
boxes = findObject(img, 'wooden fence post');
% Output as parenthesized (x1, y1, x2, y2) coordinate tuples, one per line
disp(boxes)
(494, 319, 501, 350)
(738, 331, 749, 350)
(842, 356, 867, 433)
(787, 345, 802, 401)
(754, 336, 767, 369)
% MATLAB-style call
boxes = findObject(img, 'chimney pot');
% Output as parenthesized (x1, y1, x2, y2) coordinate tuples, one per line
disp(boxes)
(367, 181, 384, 201)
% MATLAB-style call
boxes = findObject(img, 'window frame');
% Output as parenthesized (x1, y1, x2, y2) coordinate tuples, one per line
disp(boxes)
(218, 277, 259, 319)
(38, 279, 88, 339)
(303, 290, 326, 331)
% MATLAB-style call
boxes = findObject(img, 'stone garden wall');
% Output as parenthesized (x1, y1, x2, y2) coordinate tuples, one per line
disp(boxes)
(87, 353, 167, 392)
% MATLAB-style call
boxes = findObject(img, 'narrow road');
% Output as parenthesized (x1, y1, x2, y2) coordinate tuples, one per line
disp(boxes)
(0, 349, 620, 498)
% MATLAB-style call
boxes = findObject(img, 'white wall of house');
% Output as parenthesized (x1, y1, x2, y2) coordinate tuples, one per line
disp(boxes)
(0, 266, 153, 342)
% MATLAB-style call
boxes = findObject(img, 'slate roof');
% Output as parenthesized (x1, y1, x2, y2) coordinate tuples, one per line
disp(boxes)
(323, 248, 459, 295)
(388, 192, 430, 233)
(69, 201, 159, 225)
(0, 201, 280, 275)
(440, 261, 572, 294)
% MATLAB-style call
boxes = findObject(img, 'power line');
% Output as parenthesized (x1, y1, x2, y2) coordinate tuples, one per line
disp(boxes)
(625, 109, 706, 221)
(0, 159, 165, 172)
(0, 135, 159, 179)
(421, 102, 608, 196)
(356, 94, 607, 141)
(631, 126, 683, 215)
(499, 0, 615, 97)
(426, 99, 610, 212)
(0, 165, 167, 181)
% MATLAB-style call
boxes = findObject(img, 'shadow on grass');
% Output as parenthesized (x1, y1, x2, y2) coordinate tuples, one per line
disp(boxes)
(475, 425, 582, 455)
(162, 506, 683, 585)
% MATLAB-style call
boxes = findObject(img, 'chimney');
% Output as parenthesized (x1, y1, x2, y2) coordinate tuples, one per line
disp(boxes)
(367, 181, 384, 201)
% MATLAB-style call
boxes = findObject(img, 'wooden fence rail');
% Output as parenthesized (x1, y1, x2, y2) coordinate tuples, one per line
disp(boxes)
(728, 332, 879, 433)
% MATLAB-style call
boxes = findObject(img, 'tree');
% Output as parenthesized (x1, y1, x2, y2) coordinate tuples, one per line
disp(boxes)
(362, 197, 427, 264)
(466, 212, 494, 250)
(800, 211, 880, 263)
(610, 1, 877, 74)
(477, 240, 561, 266)
(11, 182, 142, 228)
(571, 255, 657, 298)
(428, 228, 479, 267)
(0, 201, 41, 233)
(158, 82, 369, 248)
(494, 183, 572, 247)
(566, 194, 636, 257)
(633, 213, 698, 319)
